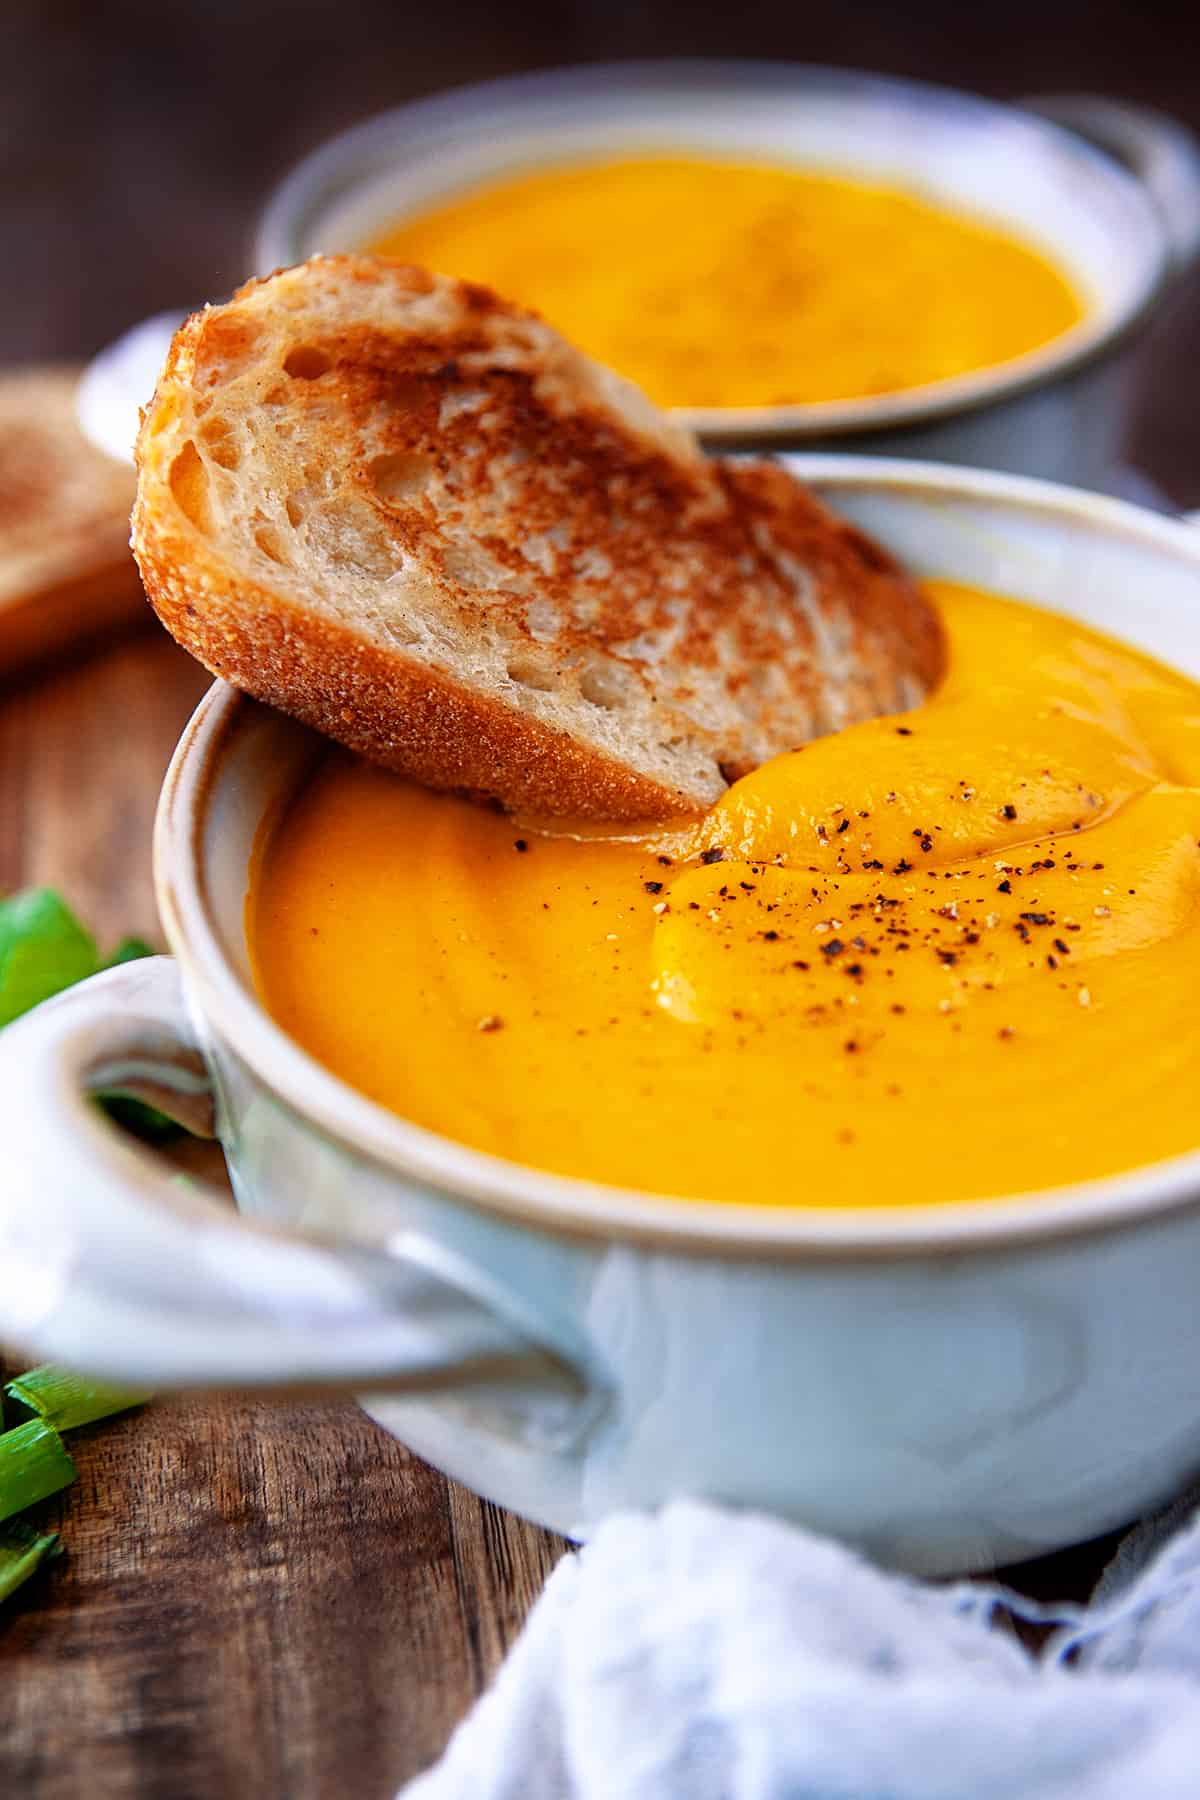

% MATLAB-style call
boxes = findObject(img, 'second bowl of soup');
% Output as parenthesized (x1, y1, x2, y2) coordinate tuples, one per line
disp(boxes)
(257, 61, 1200, 483)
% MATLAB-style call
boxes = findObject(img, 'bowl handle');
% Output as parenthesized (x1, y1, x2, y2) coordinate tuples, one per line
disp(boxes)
(0, 958, 596, 1449)
(1022, 93, 1200, 273)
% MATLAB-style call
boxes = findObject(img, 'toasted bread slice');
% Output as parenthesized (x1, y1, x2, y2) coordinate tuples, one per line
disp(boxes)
(133, 257, 944, 818)
(0, 369, 143, 675)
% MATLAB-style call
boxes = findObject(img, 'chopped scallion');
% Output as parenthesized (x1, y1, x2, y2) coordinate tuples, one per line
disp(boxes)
(0, 1418, 76, 1524)
(5, 1366, 150, 1432)
(0, 888, 98, 1027)
(0, 1520, 61, 1601)
(103, 936, 156, 968)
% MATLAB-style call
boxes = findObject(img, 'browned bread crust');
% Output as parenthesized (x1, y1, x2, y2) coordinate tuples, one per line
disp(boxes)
(0, 368, 143, 675)
(133, 257, 945, 818)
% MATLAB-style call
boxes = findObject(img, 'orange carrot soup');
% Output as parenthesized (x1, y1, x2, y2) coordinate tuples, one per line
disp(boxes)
(367, 158, 1085, 410)
(250, 582, 1200, 1208)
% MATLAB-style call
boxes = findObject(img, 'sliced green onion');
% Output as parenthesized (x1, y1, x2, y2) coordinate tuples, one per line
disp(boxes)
(103, 936, 156, 968)
(0, 1419, 76, 1523)
(96, 1092, 182, 1143)
(0, 888, 98, 1027)
(0, 1520, 61, 1602)
(4, 1366, 150, 1433)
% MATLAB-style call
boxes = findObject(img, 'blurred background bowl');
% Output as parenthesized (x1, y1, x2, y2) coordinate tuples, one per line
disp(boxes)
(255, 61, 1200, 484)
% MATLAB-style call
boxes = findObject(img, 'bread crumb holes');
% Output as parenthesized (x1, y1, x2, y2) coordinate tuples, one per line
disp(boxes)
(283, 346, 331, 380)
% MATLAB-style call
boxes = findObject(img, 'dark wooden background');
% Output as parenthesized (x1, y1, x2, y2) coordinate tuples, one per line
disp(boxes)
(1, 5, 1198, 1796)
(4, 0, 1200, 500)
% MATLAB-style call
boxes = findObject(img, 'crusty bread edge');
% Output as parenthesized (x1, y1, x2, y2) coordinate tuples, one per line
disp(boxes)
(132, 493, 703, 821)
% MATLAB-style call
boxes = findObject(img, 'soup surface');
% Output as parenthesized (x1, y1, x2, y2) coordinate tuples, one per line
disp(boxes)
(367, 157, 1085, 410)
(250, 583, 1200, 1209)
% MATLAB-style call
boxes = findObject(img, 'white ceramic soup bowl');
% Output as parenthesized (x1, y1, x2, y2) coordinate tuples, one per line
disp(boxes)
(2, 459, 1200, 1577)
(255, 60, 1200, 482)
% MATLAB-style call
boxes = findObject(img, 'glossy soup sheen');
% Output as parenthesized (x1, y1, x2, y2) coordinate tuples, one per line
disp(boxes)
(367, 157, 1085, 410)
(250, 583, 1200, 1210)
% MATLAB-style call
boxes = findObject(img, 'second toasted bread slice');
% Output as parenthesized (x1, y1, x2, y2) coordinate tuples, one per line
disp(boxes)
(0, 368, 143, 675)
(133, 257, 944, 818)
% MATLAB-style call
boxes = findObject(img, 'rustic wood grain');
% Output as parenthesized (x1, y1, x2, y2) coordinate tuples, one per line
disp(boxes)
(0, 616, 569, 1800)
(0, 630, 208, 943)
(3, 1389, 573, 1799)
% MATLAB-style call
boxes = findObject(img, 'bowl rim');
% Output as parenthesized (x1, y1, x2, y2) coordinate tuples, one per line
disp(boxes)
(253, 58, 1173, 447)
(155, 456, 1200, 1260)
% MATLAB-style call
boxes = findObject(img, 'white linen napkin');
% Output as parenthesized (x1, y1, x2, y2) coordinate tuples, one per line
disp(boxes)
(403, 1492, 1200, 1799)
